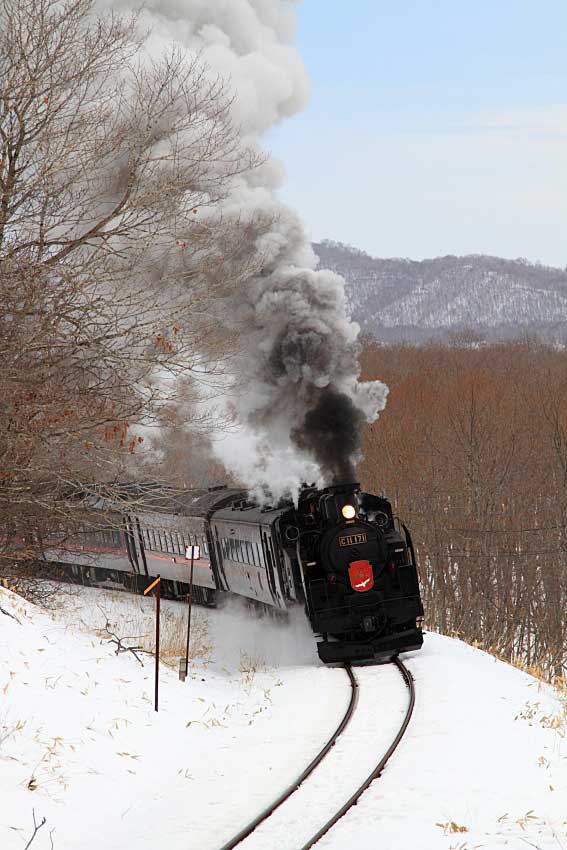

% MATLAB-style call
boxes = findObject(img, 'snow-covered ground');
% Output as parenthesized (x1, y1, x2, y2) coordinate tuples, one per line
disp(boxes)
(0, 585, 565, 850)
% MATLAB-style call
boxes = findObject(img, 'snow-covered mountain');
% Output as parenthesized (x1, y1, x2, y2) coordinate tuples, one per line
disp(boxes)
(314, 241, 567, 343)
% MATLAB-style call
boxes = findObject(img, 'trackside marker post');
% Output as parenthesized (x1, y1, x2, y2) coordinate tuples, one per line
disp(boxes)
(184, 545, 200, 680)
(144, 575, 161, 712)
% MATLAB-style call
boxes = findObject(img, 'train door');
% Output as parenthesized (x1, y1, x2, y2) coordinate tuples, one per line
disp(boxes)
(206, 526, 224, 591)
(123, 515, 144, 576)
(260, 530, 287, 609)
(212, 527, 229, 590)
(134, 517, 149, 577)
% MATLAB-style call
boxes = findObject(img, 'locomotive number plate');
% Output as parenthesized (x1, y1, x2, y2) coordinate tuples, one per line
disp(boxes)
(338, 533, 367, 547)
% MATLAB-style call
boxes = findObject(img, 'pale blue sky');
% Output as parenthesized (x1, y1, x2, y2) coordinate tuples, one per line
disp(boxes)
(268, 1, 567, 266)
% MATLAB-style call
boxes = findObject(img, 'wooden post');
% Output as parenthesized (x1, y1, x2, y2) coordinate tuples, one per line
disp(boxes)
(184, 550, 195, 679)
(155, 576, 160, 713)
(143, 575, 161, 712)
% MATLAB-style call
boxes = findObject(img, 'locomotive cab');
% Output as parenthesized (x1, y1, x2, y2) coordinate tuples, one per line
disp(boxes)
(289, 483, 424, 664)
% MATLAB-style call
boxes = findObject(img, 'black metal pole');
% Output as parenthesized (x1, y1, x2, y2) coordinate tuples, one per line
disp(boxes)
(184, 551, 195, 678)
(155, 575, 160, 712)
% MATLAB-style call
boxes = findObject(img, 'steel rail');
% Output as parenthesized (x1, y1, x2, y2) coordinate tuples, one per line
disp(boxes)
(217, 664, 358, 850)
(298, 655, 415, 850)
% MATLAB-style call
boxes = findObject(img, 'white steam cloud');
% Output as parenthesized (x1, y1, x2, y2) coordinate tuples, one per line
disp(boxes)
(98, 0, 388, 497)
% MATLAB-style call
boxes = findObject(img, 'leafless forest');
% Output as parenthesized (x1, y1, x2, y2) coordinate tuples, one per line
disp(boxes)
(0, 0, 258, 570)
(360, 340, 567, 683)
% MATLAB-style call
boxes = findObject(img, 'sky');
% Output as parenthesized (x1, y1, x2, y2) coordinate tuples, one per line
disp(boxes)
(267, 0, 567, 267)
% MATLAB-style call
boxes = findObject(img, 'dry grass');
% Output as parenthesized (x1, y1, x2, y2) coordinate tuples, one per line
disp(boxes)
(88, 592, 213, 670)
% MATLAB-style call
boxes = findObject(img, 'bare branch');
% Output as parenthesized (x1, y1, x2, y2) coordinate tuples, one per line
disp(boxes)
(23, 809, 47, 850)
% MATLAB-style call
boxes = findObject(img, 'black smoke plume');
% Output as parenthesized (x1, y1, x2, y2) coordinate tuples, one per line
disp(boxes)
(291, 387, 366, 484)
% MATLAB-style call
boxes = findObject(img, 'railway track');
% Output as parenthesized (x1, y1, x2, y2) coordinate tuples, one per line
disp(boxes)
(218, 664, 358, 850)
(217, 657, 415, 850)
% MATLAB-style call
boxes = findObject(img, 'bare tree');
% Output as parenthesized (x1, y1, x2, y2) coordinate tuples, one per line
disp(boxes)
(0, 0, 261, 567)
(360, 340, 567, 683)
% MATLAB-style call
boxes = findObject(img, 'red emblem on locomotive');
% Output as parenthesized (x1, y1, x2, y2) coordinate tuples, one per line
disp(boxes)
(348, 560, 374, 592)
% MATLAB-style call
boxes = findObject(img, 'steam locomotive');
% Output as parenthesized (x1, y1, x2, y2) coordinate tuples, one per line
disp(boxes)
(43, 482, 424, 663)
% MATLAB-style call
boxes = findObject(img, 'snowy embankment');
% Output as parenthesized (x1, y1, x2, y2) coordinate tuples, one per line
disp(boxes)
(0, 586, 565, 850)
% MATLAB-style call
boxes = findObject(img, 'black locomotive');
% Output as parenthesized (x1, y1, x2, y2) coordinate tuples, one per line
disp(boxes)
(43, 481, 424, 663)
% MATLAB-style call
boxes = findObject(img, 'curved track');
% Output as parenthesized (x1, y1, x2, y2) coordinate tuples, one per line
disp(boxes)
(299, 656, 415, 849)
(217, 665, 358, 850)
(217, 657, 415, 850)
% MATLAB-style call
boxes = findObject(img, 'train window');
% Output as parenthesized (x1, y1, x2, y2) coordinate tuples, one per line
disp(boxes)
(203, 539, 209, 556)
(246, 542, 254, 566)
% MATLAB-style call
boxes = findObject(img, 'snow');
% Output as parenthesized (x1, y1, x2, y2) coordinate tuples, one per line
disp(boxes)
(0, 586, 566, 850)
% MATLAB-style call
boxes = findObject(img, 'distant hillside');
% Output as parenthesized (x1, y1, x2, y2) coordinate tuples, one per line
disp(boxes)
(314, 240, 567, 344)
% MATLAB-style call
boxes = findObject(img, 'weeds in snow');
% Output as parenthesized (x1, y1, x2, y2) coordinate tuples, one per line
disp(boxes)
(436, 820, 469, 835)
(515, 697, 567, 742)
(0, 714, 26, 751)
(91, 592, 212, 669)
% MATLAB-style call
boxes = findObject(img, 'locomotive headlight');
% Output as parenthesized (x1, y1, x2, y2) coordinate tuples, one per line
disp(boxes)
(341, 504, 356, 520)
